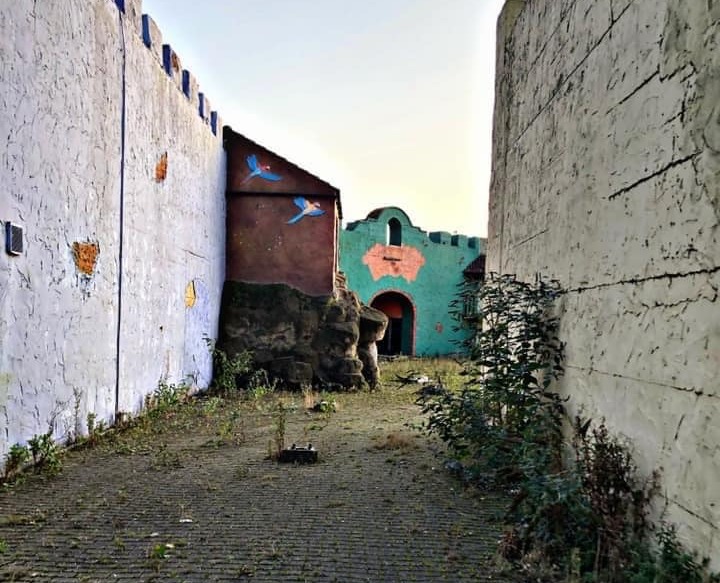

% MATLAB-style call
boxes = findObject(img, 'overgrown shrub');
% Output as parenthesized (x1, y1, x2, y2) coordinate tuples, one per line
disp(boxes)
(420, 273, 565, 483)
(571, 418, 659, 578)
(420, 272, 718, 582)
(621, 524, 720, 583)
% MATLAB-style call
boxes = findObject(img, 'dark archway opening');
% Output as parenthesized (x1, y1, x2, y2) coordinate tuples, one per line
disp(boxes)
(371, 291, 414, 355)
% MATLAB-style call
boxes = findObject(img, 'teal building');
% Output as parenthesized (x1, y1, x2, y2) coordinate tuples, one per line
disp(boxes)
(339, 207, 485, 356)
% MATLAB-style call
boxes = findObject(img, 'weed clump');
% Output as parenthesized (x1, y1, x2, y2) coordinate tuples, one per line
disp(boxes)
(3, 443, 31, 483)
(205, 338, 253, 396)
(27, 432, 62, 476)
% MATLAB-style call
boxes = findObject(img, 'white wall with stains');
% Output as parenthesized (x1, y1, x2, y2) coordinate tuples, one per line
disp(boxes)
(489, 0, 719, 566)
(0, 0, 225, 456)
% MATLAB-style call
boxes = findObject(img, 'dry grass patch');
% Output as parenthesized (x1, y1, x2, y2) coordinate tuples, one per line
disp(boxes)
(379, 357, 464, 393)
(372, 432, 417, 451)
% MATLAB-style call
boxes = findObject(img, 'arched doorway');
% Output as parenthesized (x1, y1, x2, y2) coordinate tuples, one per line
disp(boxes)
(371, 291, 415, 355)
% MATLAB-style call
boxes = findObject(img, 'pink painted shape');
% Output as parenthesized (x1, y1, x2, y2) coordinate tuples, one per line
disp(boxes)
(362, 244, 426, 282)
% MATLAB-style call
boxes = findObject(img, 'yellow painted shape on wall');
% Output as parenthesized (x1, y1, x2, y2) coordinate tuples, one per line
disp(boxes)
(185, 280, 196, 308)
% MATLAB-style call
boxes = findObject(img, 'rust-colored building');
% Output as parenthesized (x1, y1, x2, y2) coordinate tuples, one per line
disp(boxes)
(220, 129, 379, 389)
(224, 128, 341, 296)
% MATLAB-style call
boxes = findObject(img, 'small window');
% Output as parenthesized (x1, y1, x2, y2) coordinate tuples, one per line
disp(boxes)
(387, 218, 402, 246)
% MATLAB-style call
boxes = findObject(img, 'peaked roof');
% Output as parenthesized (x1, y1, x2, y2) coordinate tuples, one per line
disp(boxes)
(224, 127, 342, 216)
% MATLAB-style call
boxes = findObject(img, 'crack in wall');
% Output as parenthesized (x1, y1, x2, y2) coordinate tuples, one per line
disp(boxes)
(511, 228, 549, 249)
(510, 0, 635, 149)
(666, 497, 720, 531)
(565, 364, 716, 398)
(526, 0, 581, 74)
(639, 290, 718, 311)
(611, 0, 643, 25)
(607, 69, 660, 114)
(567, 264, 720, 294)
(673, 414, 685, 440)
(608, 151, 702, 200)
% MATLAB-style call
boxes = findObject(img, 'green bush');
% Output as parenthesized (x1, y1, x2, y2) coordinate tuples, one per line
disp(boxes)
(420, 273, 565, 483)
(420, 272, 718, 582)
(3, 443, 31, 481)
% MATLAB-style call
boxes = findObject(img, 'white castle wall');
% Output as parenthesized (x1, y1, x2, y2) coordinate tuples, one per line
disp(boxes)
(0, 0, 225, 454)
(489, 0, 720, 565)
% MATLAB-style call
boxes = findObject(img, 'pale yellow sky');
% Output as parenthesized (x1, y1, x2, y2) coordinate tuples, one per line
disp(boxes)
(142, 0, 506, 237)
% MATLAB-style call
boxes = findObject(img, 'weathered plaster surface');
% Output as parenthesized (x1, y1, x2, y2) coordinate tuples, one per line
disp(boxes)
(119, 19, 225, 412)
(0, 0, 121, 453)
(0, 0, 225, 457)
(489, 0, 719, 565)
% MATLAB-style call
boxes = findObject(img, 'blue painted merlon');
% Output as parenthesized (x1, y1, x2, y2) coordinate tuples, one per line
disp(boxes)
(162, 44, 173, 76)
(137, 12, 220, 138)
(141, 14, 163, 62)
(141, 14, 152, 47)
(182, 70, 191, 97)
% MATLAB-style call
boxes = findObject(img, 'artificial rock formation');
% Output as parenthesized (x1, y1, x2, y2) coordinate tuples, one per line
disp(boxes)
(218, 281, 387, 390)
(357, 306, 388, 389)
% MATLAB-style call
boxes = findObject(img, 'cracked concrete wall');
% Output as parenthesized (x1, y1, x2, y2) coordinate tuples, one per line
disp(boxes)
(0, 0, 225, 458)
(489, 0, 719, 565)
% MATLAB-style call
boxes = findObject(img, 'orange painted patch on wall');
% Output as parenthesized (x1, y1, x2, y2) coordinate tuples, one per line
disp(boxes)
(155, 152, 168, 182)
(72, 242, 99, 275)
(362, 243, 426, 282)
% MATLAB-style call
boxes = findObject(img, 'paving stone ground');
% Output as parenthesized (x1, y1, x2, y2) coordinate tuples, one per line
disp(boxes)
(0, 385, 517, 582)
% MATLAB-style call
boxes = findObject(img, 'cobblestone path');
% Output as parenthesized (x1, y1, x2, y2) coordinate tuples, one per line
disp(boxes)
(0, 388, 514, 582)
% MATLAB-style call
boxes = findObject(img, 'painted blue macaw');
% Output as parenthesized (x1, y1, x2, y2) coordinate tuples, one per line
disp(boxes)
(287, 196, 325, 224)
(242, 154, 282, 183)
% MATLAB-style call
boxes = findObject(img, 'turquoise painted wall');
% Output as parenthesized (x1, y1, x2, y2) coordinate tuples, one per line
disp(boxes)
(339, 207, 484, 356)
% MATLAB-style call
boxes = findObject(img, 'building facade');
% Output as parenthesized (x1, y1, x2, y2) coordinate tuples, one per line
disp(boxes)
(224, 129, 342, 297)
(340, 207, 484, 356)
